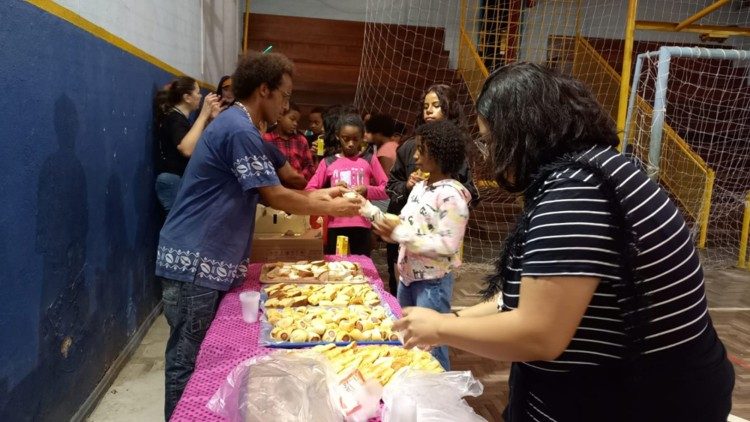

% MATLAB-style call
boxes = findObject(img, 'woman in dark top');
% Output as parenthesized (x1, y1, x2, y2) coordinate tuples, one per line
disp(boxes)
(216, 75, 235, 108)
(393, 63, 734, 421)
(154, 76, 220, 212)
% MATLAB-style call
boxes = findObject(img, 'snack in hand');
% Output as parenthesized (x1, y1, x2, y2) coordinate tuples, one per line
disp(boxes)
(360, 202, 401, 228)
(383, 213, 401, 225)
(415, 169, 431, 180)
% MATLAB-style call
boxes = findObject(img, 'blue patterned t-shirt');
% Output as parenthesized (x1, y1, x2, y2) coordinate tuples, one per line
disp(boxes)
(156, 106, 280, 290)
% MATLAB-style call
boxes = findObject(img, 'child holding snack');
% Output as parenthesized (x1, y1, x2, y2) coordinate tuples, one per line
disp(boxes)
(372, 120, 471, 370)
(306, 113, 389, 256)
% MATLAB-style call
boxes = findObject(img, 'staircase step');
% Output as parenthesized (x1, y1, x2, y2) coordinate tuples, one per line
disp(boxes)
(248, 14, 365, 47)
(247, 40, 362, 66)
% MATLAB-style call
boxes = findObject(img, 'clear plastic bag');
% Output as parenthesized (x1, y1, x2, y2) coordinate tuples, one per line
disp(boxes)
(206, 353, 342, 422)
(382, 369, 487, 422)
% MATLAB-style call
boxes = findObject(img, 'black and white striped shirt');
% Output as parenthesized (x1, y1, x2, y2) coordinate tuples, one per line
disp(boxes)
(502, 146, 713, 373)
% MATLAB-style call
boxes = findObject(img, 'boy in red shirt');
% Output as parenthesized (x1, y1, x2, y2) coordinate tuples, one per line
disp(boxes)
(263, 102, 315, 180)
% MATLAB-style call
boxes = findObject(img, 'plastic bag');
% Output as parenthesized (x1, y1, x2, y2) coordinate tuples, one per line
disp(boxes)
(382, 369, 487, 422)
(206, 353, 342, 422)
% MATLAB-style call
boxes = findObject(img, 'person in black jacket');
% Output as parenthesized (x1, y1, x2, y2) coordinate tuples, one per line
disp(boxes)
(385, 84, 479, 294)
(153, 77, 221, 213)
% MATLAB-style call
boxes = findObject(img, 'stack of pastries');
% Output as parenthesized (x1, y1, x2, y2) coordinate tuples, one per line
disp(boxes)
(266, 305, 397, 343)
(264, 283, 381, 308)
(263, 260, 366, 283)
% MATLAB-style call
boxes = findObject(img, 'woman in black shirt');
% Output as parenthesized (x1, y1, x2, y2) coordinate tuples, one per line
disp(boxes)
(154, 76, 220, 212)
(393, 63, 734, 421)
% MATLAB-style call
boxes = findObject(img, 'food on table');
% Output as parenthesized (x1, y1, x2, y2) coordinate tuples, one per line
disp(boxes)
(263, 283, 381, 308)
(266, 305, 397, 343)
(310, 342, 443, 385)
(262, 260, 366, 283)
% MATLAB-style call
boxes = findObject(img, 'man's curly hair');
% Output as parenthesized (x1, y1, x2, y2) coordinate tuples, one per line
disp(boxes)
(232, 52, 294, 100)
(415, 120, 467, 177)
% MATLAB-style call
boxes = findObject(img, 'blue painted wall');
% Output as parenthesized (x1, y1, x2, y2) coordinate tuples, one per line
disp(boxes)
(0, 3, 168, 420)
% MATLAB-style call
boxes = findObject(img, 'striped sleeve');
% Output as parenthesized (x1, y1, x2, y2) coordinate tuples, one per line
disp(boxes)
(522, 177, 620, 280)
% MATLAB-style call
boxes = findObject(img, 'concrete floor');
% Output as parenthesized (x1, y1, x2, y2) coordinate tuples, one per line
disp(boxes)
(88, 252, 750, 421)
(87, 316, 167, 422)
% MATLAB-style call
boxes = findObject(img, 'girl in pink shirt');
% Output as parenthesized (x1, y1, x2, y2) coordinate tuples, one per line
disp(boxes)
(306, 114, 389, 256)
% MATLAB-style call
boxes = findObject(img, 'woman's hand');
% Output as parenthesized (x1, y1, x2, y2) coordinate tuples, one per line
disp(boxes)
(355, 185, 367, 197)
(394, 307, 449, 349)
(199, 93, 220, 120)
(210, 101, 225, 119)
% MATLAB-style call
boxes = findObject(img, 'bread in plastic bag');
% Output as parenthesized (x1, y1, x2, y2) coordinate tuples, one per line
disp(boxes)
(382, 368, 486, 422)
(206, 353, 341, 422)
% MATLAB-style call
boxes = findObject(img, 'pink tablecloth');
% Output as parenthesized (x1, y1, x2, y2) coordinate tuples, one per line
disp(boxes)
(170, 255, 402, 421)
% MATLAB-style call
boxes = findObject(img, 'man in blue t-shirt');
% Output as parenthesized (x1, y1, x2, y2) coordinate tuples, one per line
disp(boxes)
(156, 52, 361, 420)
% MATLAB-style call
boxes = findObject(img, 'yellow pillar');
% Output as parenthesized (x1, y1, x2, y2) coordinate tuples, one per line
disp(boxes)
(616, 0, 638, 149)
(242, 0, 251, 53)
(698, 169, 714, 249)
(739, 192, 750, 269)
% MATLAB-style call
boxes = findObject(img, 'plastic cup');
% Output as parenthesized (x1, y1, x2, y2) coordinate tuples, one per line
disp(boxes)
(239, 291, 260, 323)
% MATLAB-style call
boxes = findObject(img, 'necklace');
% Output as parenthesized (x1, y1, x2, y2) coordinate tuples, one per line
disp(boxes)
(235, 102, 254, 126)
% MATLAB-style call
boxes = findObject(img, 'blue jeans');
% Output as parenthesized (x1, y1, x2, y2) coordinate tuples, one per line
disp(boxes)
(161, 278, 221, 421)
(397, 272, 454, 371)
(155, 172, 181, 213)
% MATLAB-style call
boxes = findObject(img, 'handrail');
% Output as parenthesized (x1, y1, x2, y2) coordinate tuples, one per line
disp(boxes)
(575, 36, 622, 82)
(660, 121, 710, 174)
(460, 29, 490, 79)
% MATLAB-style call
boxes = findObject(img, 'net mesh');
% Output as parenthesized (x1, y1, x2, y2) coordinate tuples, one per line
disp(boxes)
(355, 0, 750, 269)
(628, 50, 750, 268)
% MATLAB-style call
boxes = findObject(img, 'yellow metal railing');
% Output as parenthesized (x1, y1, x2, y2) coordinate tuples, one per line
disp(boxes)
(572, 36, 621, 122)
(740, 192, 750, 269)
(458, 0, 490, 100)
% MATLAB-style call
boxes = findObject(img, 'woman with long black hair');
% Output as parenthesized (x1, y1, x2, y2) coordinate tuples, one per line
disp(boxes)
(394, 63, 734, 421)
